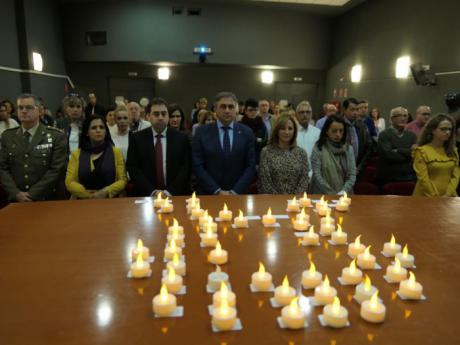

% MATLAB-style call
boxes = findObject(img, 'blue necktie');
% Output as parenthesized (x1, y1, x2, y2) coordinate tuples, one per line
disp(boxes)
(222, 126, 231, 154)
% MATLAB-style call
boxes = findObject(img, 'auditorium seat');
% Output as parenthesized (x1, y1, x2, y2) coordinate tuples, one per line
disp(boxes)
(359, 166, 377, 183)
(382, 181, 416, 196)
(353, 182, 380, 195)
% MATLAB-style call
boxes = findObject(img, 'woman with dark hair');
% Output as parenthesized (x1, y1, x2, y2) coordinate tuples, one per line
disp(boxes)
(257, 114, 309, 194)
(310, 115, 356, 195)
(413, 114, 459, 197)
(168, 104, 186, 131)
(65, 115, 127, 199)
(370, 107, 385, 134)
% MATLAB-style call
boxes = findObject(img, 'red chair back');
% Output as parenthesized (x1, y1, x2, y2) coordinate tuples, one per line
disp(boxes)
(353, 182, 380, 195)
(382, 182, 416, 196)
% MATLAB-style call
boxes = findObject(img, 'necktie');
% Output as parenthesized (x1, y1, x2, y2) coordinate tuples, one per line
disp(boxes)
(222, 126, 231, 154)
(23, 131, 31, 145)
(155, 134, 165, 189)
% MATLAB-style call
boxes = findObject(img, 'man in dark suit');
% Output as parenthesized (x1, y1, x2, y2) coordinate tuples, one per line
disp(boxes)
(127, 98, 191, 196)
(85, 92, 105, 117)
(192, 92, 256, 195)
(0, 94, 67, 202)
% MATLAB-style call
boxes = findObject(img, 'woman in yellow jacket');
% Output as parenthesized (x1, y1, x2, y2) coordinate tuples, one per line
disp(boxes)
(66, 114, 127, 199)
(413, 114, 459, 197)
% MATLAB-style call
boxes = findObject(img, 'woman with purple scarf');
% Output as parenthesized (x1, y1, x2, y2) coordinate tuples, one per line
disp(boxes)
(65, 115, 127, 199)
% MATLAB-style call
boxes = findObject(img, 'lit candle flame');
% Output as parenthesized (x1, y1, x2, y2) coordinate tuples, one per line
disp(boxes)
(220, 281, 228, 299)
(309, 261, 316, 275)
(282, 275, 290, 292)
(136, 253, 144, 267)
(332, 296, 341, 314)
(292, 196, 297, 203)
(160, 284, 169, 302)
(395, 257, 402, 271)
(337, 224, 343, 234)
(239, 209, 244, 218)
(320, 195, 325, 204)
(370, 290, 379, 309)
(390, 234, 396, 246)
(300, 208, 305, 218)
(354, 235, 362, 247)
(156, 192, 162, 202)
(364, 245, 371, 257)
(191, 192, 196, 202)
(215, 241, 222, 254)
(288, 297, 299, 315)
(364, 275, 371, 291)
(137, 239, 143, 250)
(258, 262, 266, 276)
(303, 192, 308, 199)
(267, 208, 272, 216)
(349, 259, 356, 273)
(219, 298, 229, 316)
(167, 266, 176, 281)
(322, 274, 330, 291)
(344, 192, 348, 199)
(173, 253, 179, 265)
(403, 244, 409, 257)
(223, 203, 228, 212)
(173, 218, 179, 227)
(408, 271, 416, 288)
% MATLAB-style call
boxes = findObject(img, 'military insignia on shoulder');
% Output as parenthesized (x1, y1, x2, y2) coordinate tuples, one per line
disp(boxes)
(47, 126, 64, 133)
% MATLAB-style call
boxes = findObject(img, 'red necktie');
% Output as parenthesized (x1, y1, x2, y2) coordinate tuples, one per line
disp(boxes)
(155, 134, 165, 189)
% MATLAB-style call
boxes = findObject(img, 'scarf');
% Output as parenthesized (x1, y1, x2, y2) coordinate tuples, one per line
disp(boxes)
(78, 141, 116, 190)
(320, 140, 349, 193)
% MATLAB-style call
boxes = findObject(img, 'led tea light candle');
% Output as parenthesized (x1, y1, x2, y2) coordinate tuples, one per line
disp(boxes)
(213, 281, 236, 308)
(153, 192, 164, 208)
(209, 241, 228, 265)
(186, 192, 200, 205)
(262, 208, 276, 226)
(203, 217, 218, 233)
(160, 197, 173, 213)
(331, 224, 347, 245)
(385, 257, 407, 283)
(320, 213, 335, 236)
(219, 203, 233, 222)
(168, 218, 184, 235)
(398, 271, 423, 300)
(293, 215, 309, 231)
(208, 266, 229, 291)
(161, 266, 183, 294)
(299, 192, 311, 208)
(274, 276, 296, 306)
(251, 262, 273, 291)
(201, 224, 218, 247)
(320, 210, 335, 224)
(281, 297, 305, 329)
(199, 210, 210, 227)
(164, 239, 182, 261)
(296, 208, 310, 223)
(130, 253, 150, 278)
(316, 196, 326, 211)
(395, 244, 415, 268)
(212, 299, 237, 331)
(301, 226, 319, 246)
(302, 261, 322, 289)
(191, 203, 204, 220)
(341, 192, 351, 205)
(287, 196, 300, 213)
(318, 200, 331, 217)
(340, 259, 362, 285)
(233, 210, 248, 228)
(314, 275, 337, 305)
(153, 284, 177, 317)
(354, 275, 377, 303)
(167, 253, 186, 276)
(357, 246, 377, 269)
(167, 227, 185, 247)
(348, 235, 365, 258)
(131, 239, 149, 261)
(322, 297, 349, 328)
(335, 198, 349, 212)
(361, 290, 386, 323)
(382, 234, 402, 257)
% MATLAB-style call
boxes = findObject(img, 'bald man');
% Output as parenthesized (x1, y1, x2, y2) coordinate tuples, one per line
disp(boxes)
(405, 105, 431, 138)
(128, 102, 151, 132)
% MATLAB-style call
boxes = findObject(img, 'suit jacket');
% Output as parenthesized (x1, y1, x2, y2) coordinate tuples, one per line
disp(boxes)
(192, 122, 256, 194)
(85, 103, 105, 117)
(0, 123, 67, 201)
(127, 127, 191, 196)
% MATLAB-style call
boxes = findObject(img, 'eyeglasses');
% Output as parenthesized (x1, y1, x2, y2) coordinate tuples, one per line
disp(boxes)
(18, 105, 36, 111)
(437, 127, 452, 132)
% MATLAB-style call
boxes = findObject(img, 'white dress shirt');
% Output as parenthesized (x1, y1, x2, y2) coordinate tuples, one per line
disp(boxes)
(296, 124, 320, 177)
(111, 128, 129, 162)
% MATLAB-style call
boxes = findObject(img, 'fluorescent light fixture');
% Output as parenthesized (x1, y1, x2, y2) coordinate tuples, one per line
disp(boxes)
(251, 0, 350, 6)
(396, 56, 411, 79)
(157, 67, 170, 80)
(32, 52, 43, 72)
(350, 64, 362, 83)
(261, 70, 274, 84)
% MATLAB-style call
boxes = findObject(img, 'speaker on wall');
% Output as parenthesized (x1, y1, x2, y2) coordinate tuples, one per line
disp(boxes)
(410, 63, 437, 86)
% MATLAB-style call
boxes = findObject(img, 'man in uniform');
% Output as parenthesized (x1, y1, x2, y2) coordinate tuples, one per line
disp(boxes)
(0, 94, 67, 202)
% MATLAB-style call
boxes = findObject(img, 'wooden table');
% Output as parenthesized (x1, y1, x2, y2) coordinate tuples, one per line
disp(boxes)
(0, 195, 459, 345)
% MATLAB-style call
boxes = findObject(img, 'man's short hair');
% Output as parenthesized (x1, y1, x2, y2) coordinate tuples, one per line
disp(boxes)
(215, 92, 237, 104)
(18, 93, 41, 106)
(296, 101, 312, 113)
(343, 97, 359, 110)
(147, 97, 168, 113)
(244, 98, 258, 109)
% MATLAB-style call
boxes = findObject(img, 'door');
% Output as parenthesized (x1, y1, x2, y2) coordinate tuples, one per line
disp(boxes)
(108, 77, 155, 104)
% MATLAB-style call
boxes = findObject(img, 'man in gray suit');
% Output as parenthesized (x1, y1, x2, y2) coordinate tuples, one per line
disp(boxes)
(0, 94, 67, 202)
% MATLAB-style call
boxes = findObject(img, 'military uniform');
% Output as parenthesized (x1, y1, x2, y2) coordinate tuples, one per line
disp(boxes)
(0, 122, 67, 201)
